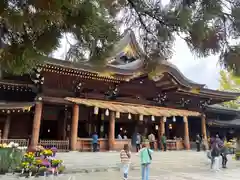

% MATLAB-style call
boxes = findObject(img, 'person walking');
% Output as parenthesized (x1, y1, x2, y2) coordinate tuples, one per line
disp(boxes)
(220, 142, 228, 168)
(92, 132, 98, 152)
(120, 144, 131, 180)
(196, 134, 202, 152)
(139, 141, 153, 180)
(136, 133, 141, 152)
(148, 132, 155, 150)
(210, 135, 222, 171)
(161, 134, 167, 151)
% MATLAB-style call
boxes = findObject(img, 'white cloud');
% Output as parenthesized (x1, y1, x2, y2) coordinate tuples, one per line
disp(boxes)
(169, 36, 221, 89)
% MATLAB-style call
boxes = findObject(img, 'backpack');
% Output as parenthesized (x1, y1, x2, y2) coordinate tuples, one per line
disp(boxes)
(211, 142, 220, 156)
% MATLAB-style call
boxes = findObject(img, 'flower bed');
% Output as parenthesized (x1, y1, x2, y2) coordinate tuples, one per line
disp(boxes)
(0, 142, 65, 176)
(16, 146, 65, 177)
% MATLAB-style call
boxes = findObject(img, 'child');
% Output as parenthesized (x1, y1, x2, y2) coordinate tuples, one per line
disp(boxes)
(120, 144, 131, 180)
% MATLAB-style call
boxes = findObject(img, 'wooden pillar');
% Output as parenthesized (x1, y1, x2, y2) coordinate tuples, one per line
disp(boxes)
(201, 114, 208, 149)
(158, 117, 166, 150)
(70, 104, 79, 151)
(30, 102, 43, 148)
(201, 114, 207, 139)
(183, 116, 190, 150)
(3, 115, 11, 139)
(62, 110, 68, 140)
(108, 111, 115, 150)
(159, 117, 166, 136)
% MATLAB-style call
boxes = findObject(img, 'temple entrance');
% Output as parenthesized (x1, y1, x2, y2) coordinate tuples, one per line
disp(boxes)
(165, 117, 185, 140)
(40, 120, 58, 140)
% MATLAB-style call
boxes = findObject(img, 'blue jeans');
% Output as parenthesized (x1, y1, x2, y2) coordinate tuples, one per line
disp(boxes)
(141, 164, 150, 180)
(122, 164, 130, 179)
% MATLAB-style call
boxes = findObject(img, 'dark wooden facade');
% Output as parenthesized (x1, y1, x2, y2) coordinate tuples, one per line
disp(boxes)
(206, 105, 240, 139)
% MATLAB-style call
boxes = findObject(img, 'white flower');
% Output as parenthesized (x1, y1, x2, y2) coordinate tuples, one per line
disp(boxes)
(8, 142, 15, 148)
(17, 146, 28, 151)
(14, 143, 19, 147)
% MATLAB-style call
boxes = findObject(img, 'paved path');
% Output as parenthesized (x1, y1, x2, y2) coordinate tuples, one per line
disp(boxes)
(1, 151, 240, 179)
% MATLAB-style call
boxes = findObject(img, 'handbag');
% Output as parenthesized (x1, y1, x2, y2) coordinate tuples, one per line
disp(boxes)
(147, 148, 152, 160)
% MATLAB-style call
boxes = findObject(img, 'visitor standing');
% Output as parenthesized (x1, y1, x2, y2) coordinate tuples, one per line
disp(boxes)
(139, 142, 153, 180)
(118, 133, 123, 140)
(136, 133, 141, 152)
(120, 144, 131, 180)
(161, 134, 167, 151)
(220, 141, 228, 168)
(196, 134, 202, 152)
(148, 132, 155, 150)
(92, 132, 98, 152)
(210, 135, 222, 171)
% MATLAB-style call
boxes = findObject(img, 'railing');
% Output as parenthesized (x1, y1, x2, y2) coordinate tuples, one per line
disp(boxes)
(39, 140, 69, 152)
(77, 138, 96, 152)
(0, 139, 29, 147)
(76, 138, 109, 152)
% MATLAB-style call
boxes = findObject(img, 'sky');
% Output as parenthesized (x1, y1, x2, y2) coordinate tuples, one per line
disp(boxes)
(53, 35, 221, 90)
(168, 36, 221, 89)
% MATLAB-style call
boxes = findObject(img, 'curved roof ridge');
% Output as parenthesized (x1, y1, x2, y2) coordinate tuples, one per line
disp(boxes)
(158, 60, 206, 88)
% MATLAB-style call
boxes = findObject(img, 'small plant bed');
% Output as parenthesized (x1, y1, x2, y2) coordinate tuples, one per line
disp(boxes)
(15, 146, 65, 177)
(0, 142, 27, 174)
(235, 151, 240, 160)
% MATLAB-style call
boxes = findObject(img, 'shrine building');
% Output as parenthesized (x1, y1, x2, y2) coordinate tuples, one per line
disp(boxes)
(0, 30, 239, 151)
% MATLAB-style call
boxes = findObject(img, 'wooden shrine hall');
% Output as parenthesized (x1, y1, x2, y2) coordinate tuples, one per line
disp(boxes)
(0, 30, 239, 151)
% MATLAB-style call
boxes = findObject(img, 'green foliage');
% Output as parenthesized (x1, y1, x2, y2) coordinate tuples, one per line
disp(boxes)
(0, 0, 119, 74)
(112, 0, 240, 73)
(219, 70, 240, 109)
(2, 0, 240, 74)
(0, 148, 23, 174)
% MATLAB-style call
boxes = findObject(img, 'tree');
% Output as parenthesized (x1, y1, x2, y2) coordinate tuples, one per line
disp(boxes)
(0, 0, 118, 74)
(113, 0, 240, 73)
(219, 70, 240, 109)
(2, 0, 240, 75)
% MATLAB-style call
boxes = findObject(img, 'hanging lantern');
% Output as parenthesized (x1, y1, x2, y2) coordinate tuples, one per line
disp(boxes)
(139, 114, 143, 121)
(151, 115, 155, 121)
(155, 125, 158, 130)
(100, 125, 104, 132)
(163, 117, 167, 122)
(128, 113, 132, 119)
(116, 111, 120, 118)
(94, 106, 99, 115)
(172, 116, 176, 122)
(105, 109, 109, 116)
(101, 113, 105, 120)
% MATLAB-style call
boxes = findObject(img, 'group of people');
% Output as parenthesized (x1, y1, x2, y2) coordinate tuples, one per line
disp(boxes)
(120, 142, 153, 180)
(207, 135, 228, 170)
(135, 132, 167, 152)
(119, 132, 168, 180)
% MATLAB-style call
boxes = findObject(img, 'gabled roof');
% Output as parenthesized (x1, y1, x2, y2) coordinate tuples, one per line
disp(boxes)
(206, 104, 240, 115)
(41, 30, 240, 101)
(208, 119, 240, 127)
